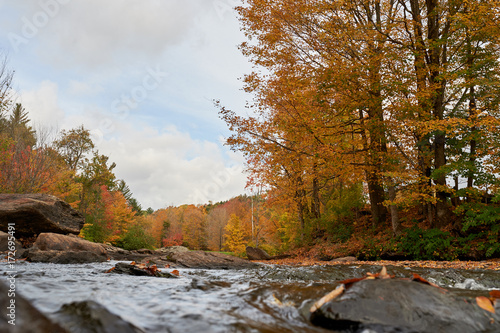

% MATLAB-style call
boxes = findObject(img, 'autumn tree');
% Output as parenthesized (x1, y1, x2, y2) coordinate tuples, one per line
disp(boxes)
(182, 205, 207, 250)
(206, 206, 228, 251)
(54, 125, 94, 172)
(221, 0, 500, 239)
(224, 214, 248, 254)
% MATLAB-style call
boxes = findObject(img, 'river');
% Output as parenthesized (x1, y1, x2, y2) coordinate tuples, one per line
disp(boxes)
(3, 260, 500, 332)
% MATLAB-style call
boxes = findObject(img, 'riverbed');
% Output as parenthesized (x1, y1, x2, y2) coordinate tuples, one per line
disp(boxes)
(3, 260, 500, 332)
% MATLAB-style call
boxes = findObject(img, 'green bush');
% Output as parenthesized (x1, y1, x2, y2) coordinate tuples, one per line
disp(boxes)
(397, 227, 459, 260)
(457, 199, 500, 258)
(327, 222, 354, 243)
(113, 222, 155, 250)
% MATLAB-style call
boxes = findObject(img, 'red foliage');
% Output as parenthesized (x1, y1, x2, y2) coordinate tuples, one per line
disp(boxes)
(162, 232, 183, 247)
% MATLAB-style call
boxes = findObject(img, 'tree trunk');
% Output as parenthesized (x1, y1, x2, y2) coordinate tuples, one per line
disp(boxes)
(387, 179, 402, 236)
(366, 171, 387, 226)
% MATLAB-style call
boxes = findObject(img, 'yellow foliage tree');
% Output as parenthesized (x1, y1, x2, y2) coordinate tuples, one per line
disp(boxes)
(224, 214, 248, 255)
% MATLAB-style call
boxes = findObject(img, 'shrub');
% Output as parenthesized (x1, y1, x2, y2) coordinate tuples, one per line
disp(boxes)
(397, 226, 458, 260)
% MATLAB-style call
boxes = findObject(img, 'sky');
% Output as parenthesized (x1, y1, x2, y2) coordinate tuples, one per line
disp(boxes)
(0, 0, 253, 210)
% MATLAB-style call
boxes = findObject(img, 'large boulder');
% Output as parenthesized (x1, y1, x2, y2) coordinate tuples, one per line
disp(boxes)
(0, 280, 68, 333)
(310, 278, 500, 333)
(246, 246, 271, 260)
(33, 233, 107, 254)
(26, 233, 108, 264)
(0, 194, 84, 239)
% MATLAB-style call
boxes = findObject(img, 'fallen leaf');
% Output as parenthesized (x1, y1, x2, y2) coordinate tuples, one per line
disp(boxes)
(146, 265, 158, 274)
(105, 267, 115, 273)
(489, 290, 500, 300)
(477, 296, 495, 314)
(171, 270, 180, 276)
(310, 284, 345, 313)
(271, 294, 283, 306)
(130, 261, 136, 265)
(411, 273, 440, 288)
(164, 264, 170, 268)
(337, 277, 366, 289)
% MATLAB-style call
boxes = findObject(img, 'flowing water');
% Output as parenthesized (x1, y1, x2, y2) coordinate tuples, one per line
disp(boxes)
(2, 261, 500, 332)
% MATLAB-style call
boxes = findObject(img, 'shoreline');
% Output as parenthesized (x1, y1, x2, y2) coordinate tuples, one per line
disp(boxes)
(253, 258, 500, 271)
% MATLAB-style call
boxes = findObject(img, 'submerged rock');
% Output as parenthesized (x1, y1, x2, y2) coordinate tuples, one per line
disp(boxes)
(0, 281, 68, 333)
(0, 194, 84, 238)
(54, 300, 144, 333)
(310, 278, 500, 333)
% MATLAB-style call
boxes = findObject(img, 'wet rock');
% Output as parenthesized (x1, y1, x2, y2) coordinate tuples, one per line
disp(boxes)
(25, 233, 108, 264)
(0, 280, 68, 333)
(54, 300, 144, 333)
(0, 194, 84, 238)
(310, 279, 500, 333)
(26, 250, 108, 264)
(110, 262, 178, 278)
(165, 249, 259, 269)
(190, 278, 232, 291)
(246, 246, 271, 260)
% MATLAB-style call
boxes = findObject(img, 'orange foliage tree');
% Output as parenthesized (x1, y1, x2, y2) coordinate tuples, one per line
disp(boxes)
(220, 0, 500, 241)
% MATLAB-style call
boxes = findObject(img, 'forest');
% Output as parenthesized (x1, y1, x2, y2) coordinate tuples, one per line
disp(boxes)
(1, 0, 500, 261)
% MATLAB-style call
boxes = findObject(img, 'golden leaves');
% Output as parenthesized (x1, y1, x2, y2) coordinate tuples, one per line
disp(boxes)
(476, 290, 500, 314)
(476, 296, 495, 314)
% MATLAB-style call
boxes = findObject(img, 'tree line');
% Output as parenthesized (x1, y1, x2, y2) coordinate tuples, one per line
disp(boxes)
(218, 0, 500, 256)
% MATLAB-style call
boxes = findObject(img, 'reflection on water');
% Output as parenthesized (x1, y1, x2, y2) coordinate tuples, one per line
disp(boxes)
(2, 261, 499, 332)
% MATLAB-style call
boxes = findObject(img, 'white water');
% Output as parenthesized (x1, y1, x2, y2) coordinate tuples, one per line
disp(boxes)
(2, 261, 499, 332)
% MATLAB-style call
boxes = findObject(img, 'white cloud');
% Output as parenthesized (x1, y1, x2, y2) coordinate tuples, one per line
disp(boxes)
(99, 123, 247, 209)
(7, 0, 214, 69)
(18, 80, 65, 128)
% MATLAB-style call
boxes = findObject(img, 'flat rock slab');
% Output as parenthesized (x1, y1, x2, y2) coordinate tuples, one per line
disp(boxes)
(26, 250, 108, 264)
(310, 279, 500, 333)
(0, 194, 84, 238)
(163, 248, 259, 269)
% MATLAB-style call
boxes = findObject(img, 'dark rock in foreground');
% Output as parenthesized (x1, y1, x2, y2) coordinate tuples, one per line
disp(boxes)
(310, 279, 500, 333)
(54, 300, 144, 333)
(0, 280, 68, 333)
(0, 194, 84, 239)
(25, 233, 108, 264)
